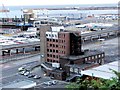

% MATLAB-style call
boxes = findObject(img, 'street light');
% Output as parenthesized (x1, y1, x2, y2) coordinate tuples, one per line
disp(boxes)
(40, 54, 44, 64)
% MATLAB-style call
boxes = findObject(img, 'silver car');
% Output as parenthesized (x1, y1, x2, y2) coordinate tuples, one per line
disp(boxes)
(24, 71, 30, 76)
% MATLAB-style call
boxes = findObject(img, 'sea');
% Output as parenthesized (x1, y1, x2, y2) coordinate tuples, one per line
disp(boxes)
(0, 4, 118, 18)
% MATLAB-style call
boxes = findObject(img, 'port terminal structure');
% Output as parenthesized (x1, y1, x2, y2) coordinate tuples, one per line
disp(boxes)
(81, 27, 119, 43)
(0, 25, 119, 63)
(0, 41, 40, 63)
(0, 26, 119, 58)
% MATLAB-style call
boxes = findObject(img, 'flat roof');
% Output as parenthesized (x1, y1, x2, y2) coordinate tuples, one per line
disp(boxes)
(0, 34, 40, 47)
(81, 61, 119, 79)
(66, 63, 98, 68)
(60, 50, 104, 61)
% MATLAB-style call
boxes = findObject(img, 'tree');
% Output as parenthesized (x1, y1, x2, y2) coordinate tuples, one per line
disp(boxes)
(65, 69, 120, 90)
(65, 82, 80, 90)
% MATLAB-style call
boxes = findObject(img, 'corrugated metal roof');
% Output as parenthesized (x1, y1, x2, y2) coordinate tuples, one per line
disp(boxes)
(81, 61, 119, 79)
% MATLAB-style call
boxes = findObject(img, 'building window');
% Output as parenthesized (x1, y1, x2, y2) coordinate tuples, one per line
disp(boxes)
(102, 54, 104, 57)
(50, 54, 52, 57)
(92, 56, 94, 59)
(47, 54, 49, 57)
(53, 44, 55, 47)
(56, 50, 58, 53)
(47, 38, 49, 41)
(56, 40, 58, 42)
(85, 58, 87, 61)
(56, 55, 58, 58)
(95, 55, 98, 59)
(53, 39, 55, 42)
(89, 57, 91, 60)
(53, 55, 55, 58)
(102, 58, 104, 63)
(50, 44, 52, 47)
(55, 34, 57, 37)
(52, 34, 54, 37)
(50, 49, 52, 52)
(49, 34, 51, 37)
(99, 55, 101, 58)
(64, 34, 65, 38)
(56, 45, 58, 47)
(47, 59, 49, 62)
(47, 49, 49, 52)
(53, 49, 55, 52)
(46, 34, 48, 36)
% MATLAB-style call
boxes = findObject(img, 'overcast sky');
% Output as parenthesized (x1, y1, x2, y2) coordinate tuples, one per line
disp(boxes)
(0, 0, 119, 6)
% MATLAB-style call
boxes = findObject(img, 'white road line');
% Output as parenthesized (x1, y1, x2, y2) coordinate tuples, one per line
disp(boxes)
(0, 73, 18, 80)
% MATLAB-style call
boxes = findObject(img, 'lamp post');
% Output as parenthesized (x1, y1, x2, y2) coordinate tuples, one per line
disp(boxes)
(40, 54, 44, 64)
(92, 73, 94, 79)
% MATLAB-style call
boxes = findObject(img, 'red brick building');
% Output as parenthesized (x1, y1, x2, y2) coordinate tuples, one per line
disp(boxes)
(45, 26, 83, 63)
(42, 26, 105, 80)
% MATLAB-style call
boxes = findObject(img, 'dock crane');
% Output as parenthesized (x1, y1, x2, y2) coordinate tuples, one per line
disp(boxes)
(1, 3, 11, 22)
(2, 4, 9, 18)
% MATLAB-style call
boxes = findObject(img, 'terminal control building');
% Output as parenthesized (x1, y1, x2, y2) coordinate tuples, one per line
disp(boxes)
(41, 25, 105, 80)
(45, 26, 83, 63)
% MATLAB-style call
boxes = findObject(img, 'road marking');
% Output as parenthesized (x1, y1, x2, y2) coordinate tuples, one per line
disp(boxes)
(0, 73, 18, 80)
(0, 64, 11, 69)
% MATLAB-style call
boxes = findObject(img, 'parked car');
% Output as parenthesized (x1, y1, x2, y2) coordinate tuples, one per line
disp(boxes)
(33, 75, 41, 79)
(51, 80, 58, 85)
(43, 81, 52, 86)
(18, 67, 25, 71)
(18, 65, 27, 72)
(19, 70, 26, 75)
(24, 71, 30, 76)
(28, 74, 35, 78)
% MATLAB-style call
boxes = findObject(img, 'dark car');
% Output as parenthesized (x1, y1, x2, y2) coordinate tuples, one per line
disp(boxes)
(28, 74, 35, 78)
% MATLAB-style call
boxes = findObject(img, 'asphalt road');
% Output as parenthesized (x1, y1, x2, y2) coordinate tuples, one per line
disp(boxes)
(0, 55, 60, 88)
(0, 54, 40, 86)
(83, 37, 119, 63)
